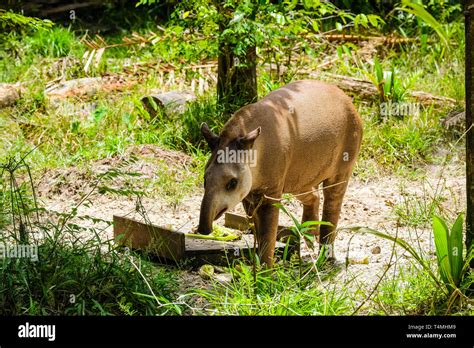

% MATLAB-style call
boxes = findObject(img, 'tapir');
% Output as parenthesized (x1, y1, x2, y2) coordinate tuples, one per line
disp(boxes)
(198, 80, 363, 267)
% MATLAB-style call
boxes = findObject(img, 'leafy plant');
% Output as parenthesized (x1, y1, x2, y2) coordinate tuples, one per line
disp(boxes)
(367, 57, 420, 104)
(0, 155, 182, 315)
(26, 26, 82, 58)
(396, 0, 449, 47)
(432, 214, 471, 294)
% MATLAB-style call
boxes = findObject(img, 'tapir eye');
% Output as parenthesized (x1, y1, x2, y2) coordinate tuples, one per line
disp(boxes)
(226, 178, 238, 191)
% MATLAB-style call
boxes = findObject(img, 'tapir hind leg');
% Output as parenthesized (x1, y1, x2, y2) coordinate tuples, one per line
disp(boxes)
(320, 173, 351, 258)
(298, 190, 321, 245)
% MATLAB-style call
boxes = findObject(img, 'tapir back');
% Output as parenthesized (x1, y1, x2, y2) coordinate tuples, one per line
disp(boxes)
(222, 80, 363, 194)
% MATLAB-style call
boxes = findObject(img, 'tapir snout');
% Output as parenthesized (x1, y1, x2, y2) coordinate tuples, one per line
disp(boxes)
(197, 191, 228, 235)
(197, 126, 259, 234)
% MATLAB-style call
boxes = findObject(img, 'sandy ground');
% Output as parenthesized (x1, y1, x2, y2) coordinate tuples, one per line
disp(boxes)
(34, 144, 466, 296)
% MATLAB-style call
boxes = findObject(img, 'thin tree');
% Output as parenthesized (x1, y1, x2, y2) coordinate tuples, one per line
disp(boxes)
(214, 1, 258, 116)
(465, 0, 474, 266)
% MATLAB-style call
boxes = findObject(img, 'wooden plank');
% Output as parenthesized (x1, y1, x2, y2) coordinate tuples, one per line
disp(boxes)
(224, 212, 250, 230)
(113, 214, 298, 266)
(184, 234, 291, 266)
(185, 233, 255, 253)
(113, 215, 185, 262)
(224, 212, 298, 242)
(184, 234, 254, 265)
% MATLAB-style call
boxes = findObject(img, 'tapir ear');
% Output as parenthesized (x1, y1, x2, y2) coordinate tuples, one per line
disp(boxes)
(237, 127, 261, 150)
(201, 122, 219, 150)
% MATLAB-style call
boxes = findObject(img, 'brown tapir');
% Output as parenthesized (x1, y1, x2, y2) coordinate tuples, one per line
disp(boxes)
(198, 80, 363, 267)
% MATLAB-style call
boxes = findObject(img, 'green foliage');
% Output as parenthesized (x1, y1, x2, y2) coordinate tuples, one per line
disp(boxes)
(361, 57, 420, 105)
(396, 0, 449, 47)
(0, 153, 39, 243)
(0, 0, 469, 317)
(0, 9, 53, 48)
(358, 105, 444, 172)
(193, 261, 351, 315)
(138, 0, 383, 78)
(432, 214, 471, 294)
(0, 241, 180, 315)
(393, 183, 447, 227)
(0, 155, 182, 315)
(370, 264, 443, 315)
(25, 26, 81, 58)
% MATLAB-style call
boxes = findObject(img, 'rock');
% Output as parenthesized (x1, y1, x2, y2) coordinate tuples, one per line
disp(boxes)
(0, 83, 20, 108)
(141, 90, 196, 118)
(214, 273, 232, 284)
(371, 246, 381, 254)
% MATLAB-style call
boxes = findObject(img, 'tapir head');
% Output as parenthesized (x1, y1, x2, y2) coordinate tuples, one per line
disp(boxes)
(197, 122, 261, 234)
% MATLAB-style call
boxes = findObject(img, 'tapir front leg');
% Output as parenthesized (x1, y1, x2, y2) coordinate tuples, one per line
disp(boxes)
(254, 201, 280, 267)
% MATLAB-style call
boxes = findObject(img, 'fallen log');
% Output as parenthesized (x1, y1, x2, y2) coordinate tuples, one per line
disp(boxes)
(321, 34, 425, 45)
(311, 72, 458, 106)
(44, 76, 136, 100)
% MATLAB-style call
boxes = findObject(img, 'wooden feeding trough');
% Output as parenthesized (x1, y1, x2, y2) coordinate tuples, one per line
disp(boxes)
(113, 213, 298, 266)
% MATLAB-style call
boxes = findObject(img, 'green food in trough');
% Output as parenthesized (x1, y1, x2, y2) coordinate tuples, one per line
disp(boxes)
(187, 225, 241, 241)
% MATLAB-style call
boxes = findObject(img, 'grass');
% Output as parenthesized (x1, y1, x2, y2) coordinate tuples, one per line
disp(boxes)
(0, 155, 184, 315)
(393, 181, 449, 228)
(369, 263, 474, 315)
(369, 264, 445, 315)
(192, 260, 352, 315)
(0, 238, 180, 315)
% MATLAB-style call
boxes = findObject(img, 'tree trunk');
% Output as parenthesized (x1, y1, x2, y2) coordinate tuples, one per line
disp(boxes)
(465, 0, 474, 266)
(217, 43, 257, 115)
(216, 25, 258, 116)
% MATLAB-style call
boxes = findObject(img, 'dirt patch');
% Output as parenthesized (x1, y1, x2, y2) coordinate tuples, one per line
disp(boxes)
(36, 144, 194, 200)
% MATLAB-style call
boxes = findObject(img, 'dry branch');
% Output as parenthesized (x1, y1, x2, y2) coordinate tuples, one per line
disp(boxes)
(321, 34, 424, 45)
